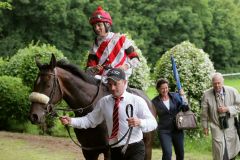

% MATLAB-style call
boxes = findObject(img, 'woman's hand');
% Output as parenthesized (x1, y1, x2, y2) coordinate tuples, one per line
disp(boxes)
(179, 89, 185, 96)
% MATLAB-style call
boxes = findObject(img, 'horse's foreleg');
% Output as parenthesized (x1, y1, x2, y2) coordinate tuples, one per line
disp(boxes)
(143, 131, 154, 160)
(82, 149, 100, 160)
(103, 148, 110, 160)
(81, 148, 110, 160)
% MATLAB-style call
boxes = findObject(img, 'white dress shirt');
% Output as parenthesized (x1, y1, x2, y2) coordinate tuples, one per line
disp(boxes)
(70, 91, 157, 147)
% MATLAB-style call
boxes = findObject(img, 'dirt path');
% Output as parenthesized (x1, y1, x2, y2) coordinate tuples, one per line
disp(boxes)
(0, 131, 104, 160)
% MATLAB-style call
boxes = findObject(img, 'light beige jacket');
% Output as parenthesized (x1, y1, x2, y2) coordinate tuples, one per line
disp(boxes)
(201, 86, 240, 160)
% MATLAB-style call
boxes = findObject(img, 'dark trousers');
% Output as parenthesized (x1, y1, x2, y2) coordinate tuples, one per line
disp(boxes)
(159, 131, 184, 160)
(110, 140, 145, 160)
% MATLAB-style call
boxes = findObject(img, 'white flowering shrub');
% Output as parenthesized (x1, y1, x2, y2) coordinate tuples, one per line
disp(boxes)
(127, 36, 152, 91)
(153, 41, 215, 136)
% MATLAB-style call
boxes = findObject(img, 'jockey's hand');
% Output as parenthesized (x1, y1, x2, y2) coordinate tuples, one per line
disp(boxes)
(59, 116, 71, 125)
(86, 65, 103, 75)
(118, 64, 129, 71)
(95, 64, 104, 72)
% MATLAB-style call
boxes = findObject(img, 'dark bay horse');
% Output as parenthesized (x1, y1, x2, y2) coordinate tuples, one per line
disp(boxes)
(29, 54, 156, 160)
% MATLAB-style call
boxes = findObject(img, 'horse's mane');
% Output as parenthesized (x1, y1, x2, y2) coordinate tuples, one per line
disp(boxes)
(56, 60, 99, 85)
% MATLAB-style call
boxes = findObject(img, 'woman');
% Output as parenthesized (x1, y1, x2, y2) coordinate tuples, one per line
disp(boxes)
(152, 78, 189, 160)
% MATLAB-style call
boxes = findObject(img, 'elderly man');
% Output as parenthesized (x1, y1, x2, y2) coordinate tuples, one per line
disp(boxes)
(201, 72, 240, 160)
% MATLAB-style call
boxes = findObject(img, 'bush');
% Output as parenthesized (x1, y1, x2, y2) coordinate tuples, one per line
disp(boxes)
(0, 76, 30, 130)
(127, 35, 152, 91)
(153, 41, 215, 137)
(2, 43, 67, 88)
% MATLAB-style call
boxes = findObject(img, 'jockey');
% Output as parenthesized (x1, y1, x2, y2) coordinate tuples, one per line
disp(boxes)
(86, 6, 140, 80)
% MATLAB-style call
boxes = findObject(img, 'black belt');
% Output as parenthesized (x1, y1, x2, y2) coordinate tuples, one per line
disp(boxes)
(111, 140, 143, 149)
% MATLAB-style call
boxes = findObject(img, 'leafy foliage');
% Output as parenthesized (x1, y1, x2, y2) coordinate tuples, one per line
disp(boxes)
(0, 2, 12, 10)
(204, 0, 240, 70)
(0, 57, 6, 76)
(153, 41, 215, 136)
(0, 0, 91, 60)
(127, 36, 152, 91)
(2, 43, 66, 88)
(0, 76, 30, 129)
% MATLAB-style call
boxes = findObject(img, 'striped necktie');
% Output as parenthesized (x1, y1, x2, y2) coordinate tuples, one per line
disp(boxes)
(109, 97, 123, 139)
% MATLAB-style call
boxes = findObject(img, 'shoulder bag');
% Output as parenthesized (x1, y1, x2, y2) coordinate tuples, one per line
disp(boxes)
(176, 110, 197, 130)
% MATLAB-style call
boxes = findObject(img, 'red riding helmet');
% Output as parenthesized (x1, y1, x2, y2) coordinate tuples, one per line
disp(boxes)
(89, 6, 112, 26)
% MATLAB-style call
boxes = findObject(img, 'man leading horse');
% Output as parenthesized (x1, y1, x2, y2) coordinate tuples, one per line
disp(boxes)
(60, 68, 157, 160)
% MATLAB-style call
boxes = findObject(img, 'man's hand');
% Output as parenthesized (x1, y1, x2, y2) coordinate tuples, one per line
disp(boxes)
(203, 128, 209, 136)
(127, 117, 141, 127)
(59, 116, 71, 125)
(217, 106, 229, 113)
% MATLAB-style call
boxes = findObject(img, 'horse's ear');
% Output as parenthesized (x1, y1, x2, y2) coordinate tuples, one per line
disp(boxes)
(50, 54, 56, 70)
(35, 55, 42, 69)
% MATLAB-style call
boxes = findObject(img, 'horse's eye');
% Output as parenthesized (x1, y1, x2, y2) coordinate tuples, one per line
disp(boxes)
(40, 75, 51, 82)
(46, 83, 51, 88)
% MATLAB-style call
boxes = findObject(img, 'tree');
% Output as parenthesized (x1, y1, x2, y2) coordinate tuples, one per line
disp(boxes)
(0, 0, 91, 61)
(204, 0, 240, 71)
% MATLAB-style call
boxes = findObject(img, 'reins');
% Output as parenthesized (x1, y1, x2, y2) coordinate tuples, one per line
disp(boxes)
(48, 69, 102, 115)
(63, 104, 134, 152)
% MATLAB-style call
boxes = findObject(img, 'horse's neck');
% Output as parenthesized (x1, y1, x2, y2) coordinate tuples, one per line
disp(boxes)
(57, 68, 100, 108)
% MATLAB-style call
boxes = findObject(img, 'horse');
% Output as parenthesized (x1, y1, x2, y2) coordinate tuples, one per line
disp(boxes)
(29, 54, 156, 160)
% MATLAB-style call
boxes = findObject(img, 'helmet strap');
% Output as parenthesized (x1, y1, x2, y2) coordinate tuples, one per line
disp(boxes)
(104, 23, 111, 32)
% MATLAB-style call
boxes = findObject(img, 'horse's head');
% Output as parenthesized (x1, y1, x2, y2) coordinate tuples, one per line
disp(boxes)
(29, 54, 63, 124)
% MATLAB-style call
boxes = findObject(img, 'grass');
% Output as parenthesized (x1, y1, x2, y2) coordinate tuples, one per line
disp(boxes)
(225, 78, 240, 92)
(0, 140, 77, 160)
(146, 85, 157, 99)
(0, 131, 212, 160)
(146, 77, 240, 99)
(151, 135, 213, 160)
(0, 133, 79, 160)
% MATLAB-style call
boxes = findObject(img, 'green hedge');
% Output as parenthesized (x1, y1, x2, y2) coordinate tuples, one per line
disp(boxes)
(2, 43, 66, 88)
(0, 76, 30, 130)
